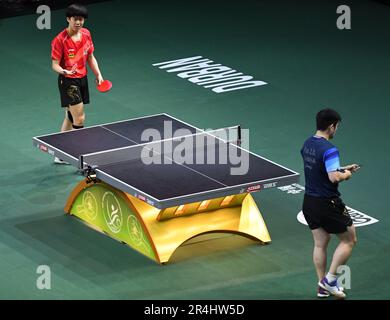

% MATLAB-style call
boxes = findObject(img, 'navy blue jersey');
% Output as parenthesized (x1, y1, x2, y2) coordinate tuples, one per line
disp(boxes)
(301, 136, 341, 198)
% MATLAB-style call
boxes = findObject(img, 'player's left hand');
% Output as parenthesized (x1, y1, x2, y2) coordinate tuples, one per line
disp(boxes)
(95, 75, 104, 86)
(345, 164, 361, 172)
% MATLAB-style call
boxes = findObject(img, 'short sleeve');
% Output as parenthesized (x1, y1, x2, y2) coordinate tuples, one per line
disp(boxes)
(51, 37, 63, 61)
(323, 147, 340, 173)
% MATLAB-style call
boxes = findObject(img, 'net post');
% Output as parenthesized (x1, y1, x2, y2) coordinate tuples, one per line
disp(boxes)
(79, 155, 84, 170)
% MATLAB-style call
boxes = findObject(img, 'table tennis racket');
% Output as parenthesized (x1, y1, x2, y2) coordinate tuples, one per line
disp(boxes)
(97, 79, 112, 92)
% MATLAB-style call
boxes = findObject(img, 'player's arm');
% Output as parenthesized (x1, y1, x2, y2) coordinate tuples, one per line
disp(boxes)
(87, 53, 103, 85)
(52, 59, 76, 75)
(328, 170, 352, 183)
(324, 147, 356, 183)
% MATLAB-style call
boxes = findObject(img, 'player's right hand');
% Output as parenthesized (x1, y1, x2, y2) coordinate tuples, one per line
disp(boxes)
(63, 64, 77, 75)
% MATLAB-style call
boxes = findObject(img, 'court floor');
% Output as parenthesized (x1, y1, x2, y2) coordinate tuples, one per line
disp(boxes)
(0, 0, 389, 299)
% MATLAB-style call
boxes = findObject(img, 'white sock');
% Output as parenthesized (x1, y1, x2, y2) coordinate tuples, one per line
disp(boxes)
(325, 272, 337, 283)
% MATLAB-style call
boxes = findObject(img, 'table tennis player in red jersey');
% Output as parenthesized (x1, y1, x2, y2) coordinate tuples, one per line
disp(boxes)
(51, 3, 105, 164)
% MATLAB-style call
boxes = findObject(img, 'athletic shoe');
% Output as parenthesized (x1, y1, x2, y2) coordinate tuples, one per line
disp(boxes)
(54, 157, 70, 165)
(317, 286, 330, 298)
(318, 277, 346, 299)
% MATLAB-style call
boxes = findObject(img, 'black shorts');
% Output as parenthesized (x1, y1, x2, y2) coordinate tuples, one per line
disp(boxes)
(302, 194, 353, 234)
(58, 75, 90, 108)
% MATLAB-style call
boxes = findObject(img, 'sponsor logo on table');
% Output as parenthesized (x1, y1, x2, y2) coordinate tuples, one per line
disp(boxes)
(146, 199, 155, 206)
(39, 145, 48, 152)
(247, 185, 261, 193)
(133, 193, 154, 206)
(38, 144, 54, 155)
(137, 195, 146, 201)
(263, 182, 277, 189)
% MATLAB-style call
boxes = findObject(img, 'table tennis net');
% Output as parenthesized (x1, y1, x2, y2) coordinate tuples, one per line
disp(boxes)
(80, 126, 242, 170)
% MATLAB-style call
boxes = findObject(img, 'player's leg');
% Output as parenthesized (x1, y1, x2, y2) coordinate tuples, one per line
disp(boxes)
(329, 225, 357, 274)
(312, 228, 332, 298)
(58, 76, 85, 130)
(55, 76, 74, 164)
(312, 228, 330, 281)
(58, 75, 73, 132)
(68, 102, 85, 129)
(61, 77, 86, 129)
(311, 197, 349, 298)
(67, 75, 89, 129)
(61, 108, 73, 132)
(318, 225, 355, 298)
(302, 195, 332, 297)
(302, 195, 330, 281)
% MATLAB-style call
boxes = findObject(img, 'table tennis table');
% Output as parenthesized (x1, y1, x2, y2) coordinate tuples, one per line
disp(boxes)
(33, 113, 299, 264)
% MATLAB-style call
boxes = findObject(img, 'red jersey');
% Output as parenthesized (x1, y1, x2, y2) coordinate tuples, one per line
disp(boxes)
(51, 28, 94, 78)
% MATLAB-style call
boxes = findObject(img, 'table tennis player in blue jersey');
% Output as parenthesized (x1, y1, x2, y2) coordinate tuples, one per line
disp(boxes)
(301, 108, 360, 299)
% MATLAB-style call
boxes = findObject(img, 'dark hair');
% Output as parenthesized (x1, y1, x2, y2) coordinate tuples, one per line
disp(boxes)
(66, 4, 88, 19)
(316, 108, 341, 131)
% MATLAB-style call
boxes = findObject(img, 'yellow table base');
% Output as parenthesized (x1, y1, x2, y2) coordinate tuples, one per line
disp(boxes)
(65, 179, 271, 264)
